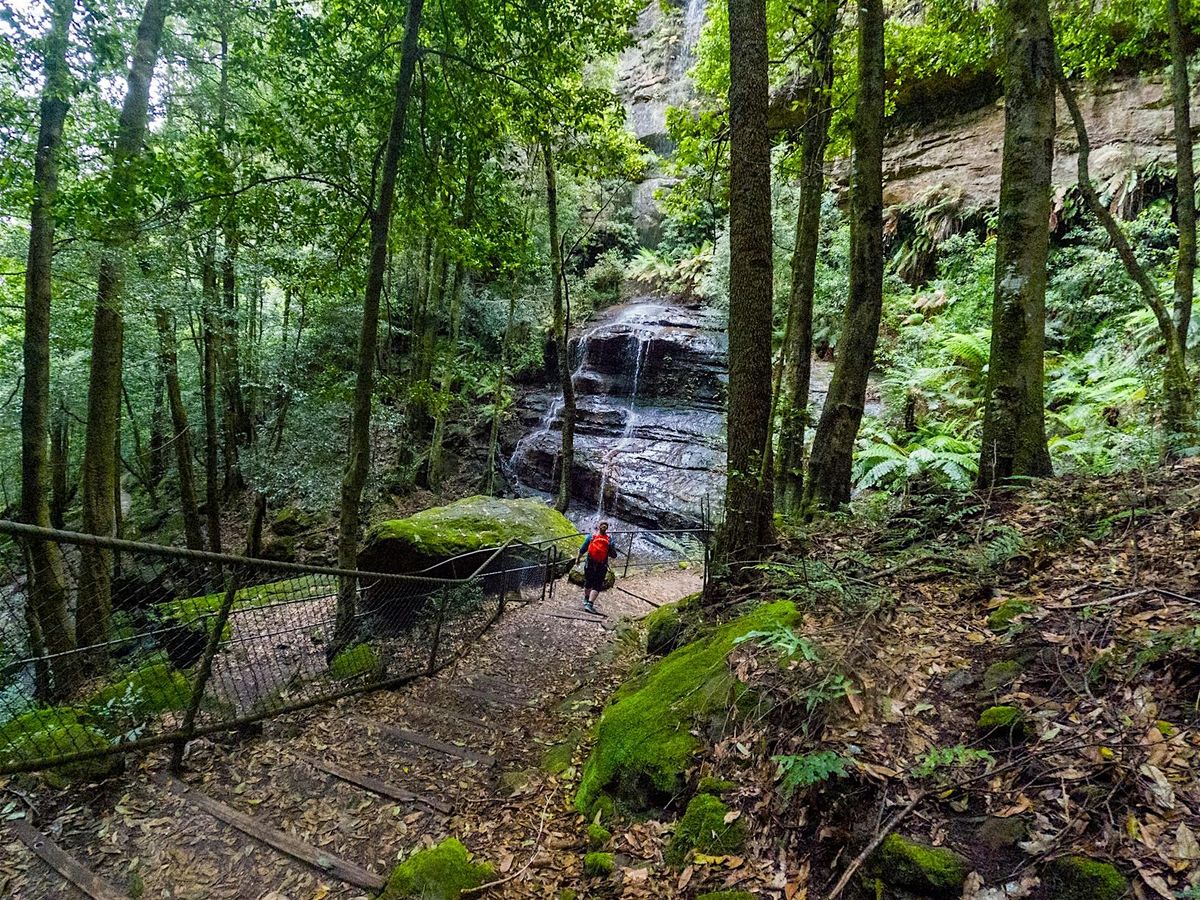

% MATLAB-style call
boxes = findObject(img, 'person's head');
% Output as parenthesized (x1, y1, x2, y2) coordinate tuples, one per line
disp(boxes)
(598, 521, 609, 535)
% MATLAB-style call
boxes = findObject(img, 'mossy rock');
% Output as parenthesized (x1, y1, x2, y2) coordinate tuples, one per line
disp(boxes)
(271, 506, 321, 537)
(576, 601, 800, 814)
(644, 604, 685, 655)
(987, 599, 1033, 633)
(864, 834, 969, 899)
(260, 537, 298, 563)
(982, 659, 1023, 693)
(91, 660, 191, 717)
(540, 731, 583, 776)
(379, 838, 493, 900)
(499, 769, 536, 796)
(0, 710, 121, 783)
(977, 815, 1027, 849)
(359, 496, 579, 576)
(582, 852, 615, 877)
(696, 893, 756, 900)
(697, 776, 736, 796)
(977, 705, 1027, 743)
(586, 823, 612, 850)
(329, 644, 379, 680)
(1041, 856, 1128, 900)
(567, 566, 616, 590)
(665, 793, 747, 868)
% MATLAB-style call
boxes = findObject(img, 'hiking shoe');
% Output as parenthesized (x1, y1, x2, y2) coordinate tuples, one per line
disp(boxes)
(583, 602, 599, 615)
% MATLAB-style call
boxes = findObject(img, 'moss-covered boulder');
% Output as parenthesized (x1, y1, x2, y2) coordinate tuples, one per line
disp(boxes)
(328, 644, 379, 680)
(666, 793, 747, 867)
(978, 705, 1027, 744)
(379, 838, 493, 900)
(0, 709, 121, 783)
(582, 852, 615, 877)
(864, 834, 969, 899)
(1041, 856, 1128, 900)
(987, 599, 1033, 633)
(576, 601, 800, 814)
(91, 660, 191, 717)
(271, 506, 321, 537)
(359, 496, 579, 577)
(644, 604, 685, 655)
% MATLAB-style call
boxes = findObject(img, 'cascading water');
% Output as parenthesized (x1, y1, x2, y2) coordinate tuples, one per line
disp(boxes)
(673, 0, 708, 75)
(595, 334, 650, 518)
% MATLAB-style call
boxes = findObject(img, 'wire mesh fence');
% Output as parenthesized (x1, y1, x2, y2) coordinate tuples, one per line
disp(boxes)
(0, 520, 564, 778)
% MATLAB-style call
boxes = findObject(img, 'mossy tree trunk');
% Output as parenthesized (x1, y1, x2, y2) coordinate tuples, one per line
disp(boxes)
(776, 0, 838, 516)
(1057, 64, 1197, 451)
(544, 139, 576, 514)
(1168, 0, 1195, 351)
(20, 0, 79, 697)
(200, 243, 223, 553)
(155, 305, 206, 550)
(804, 0, 885, 514)
(721, 0, 775, 560)
(79, 0, 168, 651)
(977, 0, 1055, 486)
(333, 0, 425, 655)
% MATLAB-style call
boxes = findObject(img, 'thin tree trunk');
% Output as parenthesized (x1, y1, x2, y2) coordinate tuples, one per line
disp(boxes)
(543, 140, 576, 513)
(1056, 67, 1197, 448)
(201, 243, 223, 553)
(149, 369, 165, 486)
(485, 295, 517, 495)
(155, 305, 206, 550)
(777, 0, 837, 516)
(722, 0, 775, 556)
(333, 0, 425, 656)
(50, 402, 69, 531)
(79, 0, 169, 650)
(20, 0, 79, 697)
(804, 0, 885, 514)
(219, 223, 244, 494)
(1168, 0, 1195, 350)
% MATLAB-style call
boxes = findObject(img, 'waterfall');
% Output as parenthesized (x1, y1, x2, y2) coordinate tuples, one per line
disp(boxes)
(673, 0, 707, 75)
(596, 334, 649, 518)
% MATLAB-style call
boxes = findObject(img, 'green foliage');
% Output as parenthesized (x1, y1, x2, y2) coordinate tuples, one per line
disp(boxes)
(853, 421, 979, 491)
(772, 751, 853, 797)
(987, 598, 1033, 634)
(911, 745, 994, 779)
(735, 624, 820, 661)
(582, 852, 615, 877)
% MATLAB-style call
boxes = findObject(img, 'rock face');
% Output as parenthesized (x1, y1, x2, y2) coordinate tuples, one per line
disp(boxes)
(509, 301, 727, 530)
(882, 72, 1200, 208)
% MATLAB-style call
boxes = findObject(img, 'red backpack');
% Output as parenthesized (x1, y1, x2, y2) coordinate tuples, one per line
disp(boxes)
(587, 534, 611, 564)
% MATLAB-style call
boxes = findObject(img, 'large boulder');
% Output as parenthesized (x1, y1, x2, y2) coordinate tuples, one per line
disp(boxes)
(358, 496, 581, 579)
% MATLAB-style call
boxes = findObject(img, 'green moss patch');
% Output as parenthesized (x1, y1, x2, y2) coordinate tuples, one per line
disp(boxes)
(582, 852, 615, 877)
(271, 506, 321, 536)
(644, 604, 685, 655)
(575, 601, 800, 814)
(0, 709, 120, 783)
(977, 705, 1027, 743)
(380, 838, 493, 900)
(359, 496, 579, 575)
(865, 834, 969, 899)
(987, 599, 1033, 633)
(666, 793, 747, 868)
(586, 823, 612, 850)
(697, 776, 736, 796)
(982, 659, 1023, 692)
(91, 660, 191, 716)
(1041, 856, 1128, 900)
(329, 644, 379, 680)
(540, 731, 583, 776)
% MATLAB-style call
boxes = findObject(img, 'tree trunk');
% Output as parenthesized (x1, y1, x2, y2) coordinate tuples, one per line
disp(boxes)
(543, 140, 576, 514)
(977, 0, 1056, 486)
(485, 295, 517, 495)
(776, 0, 837, 516)
(1057, 70, 1197, 450)
(219, 223, 245, 494)
(155, 305, 206, 550)
(803, 0, 885, 514)
(333, 0, 425, 656)
(201, 243, 223, 553)
(149, 370, 166, 486)
(1168, 0, 1195, 350)
(723, 0, 775, 555)
(20, 0, 79, 697)
(50, 402, 69, 531)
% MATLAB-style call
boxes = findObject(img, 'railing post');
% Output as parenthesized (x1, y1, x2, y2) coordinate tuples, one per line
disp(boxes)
(172, 566, 243, 773)
(623, 531, 634, 577)
(427, 585, 449, 675)
(498, 549, 508, 617)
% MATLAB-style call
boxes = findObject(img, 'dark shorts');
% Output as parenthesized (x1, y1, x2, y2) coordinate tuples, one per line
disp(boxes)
(583, 559, 608, 591)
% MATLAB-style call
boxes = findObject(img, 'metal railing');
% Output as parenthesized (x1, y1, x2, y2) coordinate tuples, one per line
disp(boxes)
(0, 519, 709, 778)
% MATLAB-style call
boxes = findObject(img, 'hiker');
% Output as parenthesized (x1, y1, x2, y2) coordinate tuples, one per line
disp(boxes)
(578, 521, 619, 614)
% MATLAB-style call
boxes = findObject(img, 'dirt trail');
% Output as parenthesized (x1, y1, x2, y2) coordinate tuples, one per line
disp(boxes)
(2, 566, 701, 899)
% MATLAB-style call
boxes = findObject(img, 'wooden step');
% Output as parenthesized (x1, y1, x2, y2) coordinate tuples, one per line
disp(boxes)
(155, 775, 386, 891)
(361, 718, 494, 765)
(296, 754, 452, 814)
(8, 820, 126, 900)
